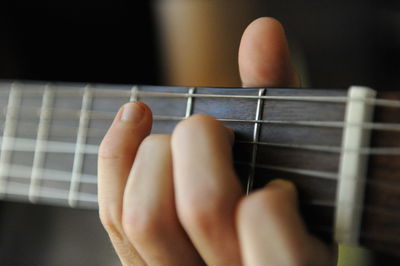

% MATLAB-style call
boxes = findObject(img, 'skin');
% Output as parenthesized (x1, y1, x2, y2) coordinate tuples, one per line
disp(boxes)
(98, 17, 337, 266)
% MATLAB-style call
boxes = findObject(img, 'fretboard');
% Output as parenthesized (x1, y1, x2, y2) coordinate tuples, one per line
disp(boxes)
(0, 80, 399, 257)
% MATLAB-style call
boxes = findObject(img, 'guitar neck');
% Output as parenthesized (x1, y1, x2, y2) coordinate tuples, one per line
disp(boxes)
(0, 80, 399, 257)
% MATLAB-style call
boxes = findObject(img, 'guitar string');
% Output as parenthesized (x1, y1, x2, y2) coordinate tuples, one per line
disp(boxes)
(0, 136, 343, 182)
(4, 153, 399, 217)
(1, 84, 399, 244)
(0, 85, 398, 204)
(4, 120, 400, 156)
(5, 180, 97, 203)
(2, 105, 400, 131)
(6, 173, 399, 245)
(4, 165, 400, 215)
(0, 99, 399, 192)
(235, 161, 400, 190)
(2, 162, 97, 184)
(2, 136, 400, 190)
(1, 108, 400, 156)
(306, 226, 400, 245)
(2, 134, 400, 204)
(1, 85, 400, 108)
(5, 178, 400, 227)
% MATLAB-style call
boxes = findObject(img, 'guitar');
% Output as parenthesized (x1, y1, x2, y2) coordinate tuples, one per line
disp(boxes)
(0, 80, 399, 258)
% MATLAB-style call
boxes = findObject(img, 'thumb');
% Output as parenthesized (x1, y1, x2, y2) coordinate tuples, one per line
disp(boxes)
(239, 17, 300, 88)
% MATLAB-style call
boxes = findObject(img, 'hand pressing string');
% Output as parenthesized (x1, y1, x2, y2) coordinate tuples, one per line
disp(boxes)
(98, 17, 336, 266)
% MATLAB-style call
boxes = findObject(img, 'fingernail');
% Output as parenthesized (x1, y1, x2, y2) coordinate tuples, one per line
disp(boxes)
(267, 179, 297, 193)
(120, 102, 145, 123)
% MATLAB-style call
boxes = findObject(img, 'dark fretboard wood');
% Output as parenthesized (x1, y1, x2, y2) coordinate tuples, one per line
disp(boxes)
(0, 80, 399, 257)
(361, 91, 400, 256)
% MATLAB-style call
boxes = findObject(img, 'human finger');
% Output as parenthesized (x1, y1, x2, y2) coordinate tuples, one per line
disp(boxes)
(239, 17, 300, 87)
(122, 134, 204, 266)
(98, 102, 152, 265)
(237, 179, 335, 266)
(171, 114, 243, 266)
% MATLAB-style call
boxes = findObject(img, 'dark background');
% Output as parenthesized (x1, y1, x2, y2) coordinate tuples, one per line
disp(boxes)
(0, 0, 399, 265)
(1, 1, 400, 89)
(0, 1, 160, 84)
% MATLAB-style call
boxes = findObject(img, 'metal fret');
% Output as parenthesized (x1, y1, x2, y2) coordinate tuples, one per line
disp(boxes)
(185, 87, 196, 118)
(246, 88, 266, 194)
(130, 85, 139, 102)
(29, 85, 55, 203)
(68, 85, 93, 207)
(0, 83, 22, 197)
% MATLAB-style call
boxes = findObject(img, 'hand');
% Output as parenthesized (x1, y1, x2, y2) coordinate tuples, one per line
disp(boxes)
(98, 17, 336, 266)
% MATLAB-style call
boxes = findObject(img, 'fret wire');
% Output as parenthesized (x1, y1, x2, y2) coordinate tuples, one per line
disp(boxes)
(246, 88, 265, 194)
(0, 83, 21, 198)
(130, 85, 139, 102)
(6, 106, 400, 131)
(29, 85, 54, 203)
(68, 85, 92, 207)
(185, 87, 196, 118)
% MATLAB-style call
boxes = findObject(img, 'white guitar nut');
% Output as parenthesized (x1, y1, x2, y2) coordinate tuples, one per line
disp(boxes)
(334, 86, 376, 245)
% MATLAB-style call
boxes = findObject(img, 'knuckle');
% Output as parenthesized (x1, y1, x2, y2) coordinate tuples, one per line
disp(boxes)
(98, 137, 121, 160)
(122, 207, 165, 244)
(140, 134, 170, 150)
(236, 193, 261, 223)
(136, 135, 171, 160)
(98, 134, 130, 160)
(99, 208, 125, 242)
(99, 207, 116, 229)
(177, 192, 226, 237)
(172, 114, 218, 142)
(237, 188, 288, 220)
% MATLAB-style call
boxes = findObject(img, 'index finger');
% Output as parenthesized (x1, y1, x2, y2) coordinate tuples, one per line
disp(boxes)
(97, 102, 152, 265)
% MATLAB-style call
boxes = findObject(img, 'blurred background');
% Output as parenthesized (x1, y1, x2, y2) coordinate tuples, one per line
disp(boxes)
(0, 0, 399, 265)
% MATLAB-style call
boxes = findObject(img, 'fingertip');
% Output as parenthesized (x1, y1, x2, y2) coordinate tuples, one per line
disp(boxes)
(99, 102, 153, 161)
(239, 17, 299, 88)
(267, 179, 297, 195)
(117, 101, 152, 124)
